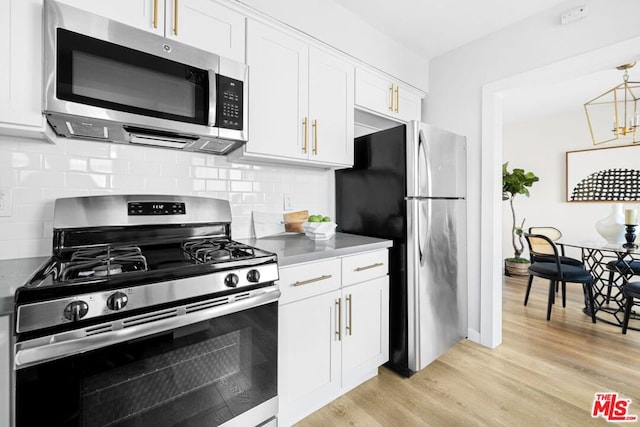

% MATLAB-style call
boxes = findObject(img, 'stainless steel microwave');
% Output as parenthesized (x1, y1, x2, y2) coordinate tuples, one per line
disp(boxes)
(43, 0, 248, 155)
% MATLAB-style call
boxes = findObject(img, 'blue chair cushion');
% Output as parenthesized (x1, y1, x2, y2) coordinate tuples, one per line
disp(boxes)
(529, 262, 593, 283)
(534, 254, 583, 267)
(606, 260, 640, 274)
(623, 281, 640, 298)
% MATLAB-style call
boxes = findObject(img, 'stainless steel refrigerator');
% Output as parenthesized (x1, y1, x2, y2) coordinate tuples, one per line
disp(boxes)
(335, 121, 467, 377)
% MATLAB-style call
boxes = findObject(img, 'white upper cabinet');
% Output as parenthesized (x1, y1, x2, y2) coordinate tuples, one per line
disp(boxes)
(0, 0, 46, 136)
(55, 0, 245, 61)
(230, 19, 354, 168)
(54, 0, 163, 34)
(243, 20, 309, 161)
(355, 67, 422, 123)
(164, 0, 245, 62)
(308, 48, 354, 166)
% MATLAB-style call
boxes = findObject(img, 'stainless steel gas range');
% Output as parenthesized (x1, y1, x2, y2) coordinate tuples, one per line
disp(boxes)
(12, 195, 279, 427)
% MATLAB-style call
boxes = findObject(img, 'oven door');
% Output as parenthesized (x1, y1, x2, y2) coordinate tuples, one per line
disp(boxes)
(14, 290, 278, 427)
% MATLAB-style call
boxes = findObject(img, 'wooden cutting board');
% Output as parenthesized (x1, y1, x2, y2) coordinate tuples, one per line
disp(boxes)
(283, 210, 309, 233)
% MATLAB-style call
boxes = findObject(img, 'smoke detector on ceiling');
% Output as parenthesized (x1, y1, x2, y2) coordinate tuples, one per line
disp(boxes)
(561, 5, 588, 25)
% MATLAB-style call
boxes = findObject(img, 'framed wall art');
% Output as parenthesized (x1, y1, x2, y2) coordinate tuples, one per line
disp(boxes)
(566, 144, 640, 203)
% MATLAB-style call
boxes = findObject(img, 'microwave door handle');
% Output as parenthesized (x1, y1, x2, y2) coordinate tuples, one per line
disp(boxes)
(208, 70, 217, 126)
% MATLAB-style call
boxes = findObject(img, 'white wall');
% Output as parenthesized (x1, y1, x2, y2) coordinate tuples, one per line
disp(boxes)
(0, 135, 331, 260)
(236, 0, 429, 91)
(502, 109, 632, 261)
(427, 0, 640, 346)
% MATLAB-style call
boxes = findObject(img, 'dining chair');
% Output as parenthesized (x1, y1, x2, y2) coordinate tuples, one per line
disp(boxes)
(527, 226, 584, 296)
(621, 281, 640, 334)
(527, 226, 583, 267)
(523, 233, 597, 322)
(605, 260, 640, 303)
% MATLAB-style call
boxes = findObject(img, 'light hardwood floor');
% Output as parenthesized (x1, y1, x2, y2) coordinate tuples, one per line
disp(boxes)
(295, 275, 640, 426)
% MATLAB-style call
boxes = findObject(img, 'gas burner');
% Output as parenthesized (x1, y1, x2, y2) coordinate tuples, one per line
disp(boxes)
(61, 246, 148, 281)
(182, 239, 256, 264)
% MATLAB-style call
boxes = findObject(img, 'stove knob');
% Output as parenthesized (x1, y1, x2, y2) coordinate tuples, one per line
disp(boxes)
(107, 291, 129, 311)
(63, 300, 89, 322)
(225, 273, 239, 288)
(247, 269, 261, 283)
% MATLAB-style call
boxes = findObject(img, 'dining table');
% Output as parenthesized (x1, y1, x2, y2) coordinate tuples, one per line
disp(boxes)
(558, 240, 640, 328)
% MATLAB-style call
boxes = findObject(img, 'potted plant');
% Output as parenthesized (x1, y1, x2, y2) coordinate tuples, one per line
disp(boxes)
(503, 162, 539, 276)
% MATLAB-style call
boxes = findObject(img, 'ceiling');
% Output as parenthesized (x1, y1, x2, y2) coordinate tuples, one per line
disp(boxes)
(331, 0, 640, 124)
(331, 0, 571, 60)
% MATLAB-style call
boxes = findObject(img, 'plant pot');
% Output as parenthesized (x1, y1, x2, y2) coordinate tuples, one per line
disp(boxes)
(504, 259, 530, 276)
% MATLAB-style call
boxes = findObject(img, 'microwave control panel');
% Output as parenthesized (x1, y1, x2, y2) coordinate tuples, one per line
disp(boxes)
(216, 75, 243, 131)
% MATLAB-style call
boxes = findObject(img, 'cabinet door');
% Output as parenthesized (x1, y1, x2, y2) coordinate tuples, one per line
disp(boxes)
(341, 276, 389, 390)
(279, 290, 342, 426)
(355, 68, 393, 116)
(0, 315, 10, 427)
(308, 48, 354, 166)
(395, 85, 422, 123)
(0, 0, 46, 135)
(54, 0, 163, 34)
(166, 0, 245, 62)
(245, 20, 308, 160)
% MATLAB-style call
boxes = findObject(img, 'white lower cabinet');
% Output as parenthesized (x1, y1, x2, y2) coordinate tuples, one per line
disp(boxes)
(0, 315, 10, 427)
(277, 250, 389, 426)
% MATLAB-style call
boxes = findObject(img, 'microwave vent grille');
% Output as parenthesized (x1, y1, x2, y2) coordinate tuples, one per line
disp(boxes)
(200, 140, 234, 153)
(66, 121, 109, 140)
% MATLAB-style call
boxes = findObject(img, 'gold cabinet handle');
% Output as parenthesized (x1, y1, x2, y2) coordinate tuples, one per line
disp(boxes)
(336, 298, 342, 341)
(312, 119, 318, 155)
(292, 274, 332, 287)
(395, 85, 399, 113)
(173, 0, 179, 35)
(302, 117, 308, 154)
(355, 262, 384, 272)
(389, 85, 394, 111)
(153, 0, 158, 28)
(346, 294, 353, 336)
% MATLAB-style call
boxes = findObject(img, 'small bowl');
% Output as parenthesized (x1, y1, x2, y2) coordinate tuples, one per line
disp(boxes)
(302, 222, 337, 240)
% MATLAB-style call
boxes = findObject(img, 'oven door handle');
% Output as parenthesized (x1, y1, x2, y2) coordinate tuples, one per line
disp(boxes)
(14, 287, 280, 369)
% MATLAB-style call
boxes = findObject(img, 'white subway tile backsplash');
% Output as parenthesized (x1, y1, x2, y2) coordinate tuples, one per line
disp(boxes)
(66, 173, 108, 189)
(110, 144, 145, 160)
(0, 136, 333, 260)
(128, 159, 162, 176)
(11, 151, 42, 169)
(206, 180, 228, 192)
(90, 158, 125, 174)
(110, 175, 146, 191)
(17, 238, 52, 258)
(230, 181, 252, 192)
(0, 222, 43, 240)
(12, 188, 43, 206)
(144, 176, 177, 193)
(228, 169, 242, 180)
(19, 170, 65, 188)
(66, 139, 110, 158)
(193, 167, 218, 179)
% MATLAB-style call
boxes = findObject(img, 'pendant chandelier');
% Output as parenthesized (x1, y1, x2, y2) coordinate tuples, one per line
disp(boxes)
(584, 62, 640, 145)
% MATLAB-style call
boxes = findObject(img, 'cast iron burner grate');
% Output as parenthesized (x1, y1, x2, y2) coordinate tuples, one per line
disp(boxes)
(182, 239, 256, 264)
(60, 246, 149, 281)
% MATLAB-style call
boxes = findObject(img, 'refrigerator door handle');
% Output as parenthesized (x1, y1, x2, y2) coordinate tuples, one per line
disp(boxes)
(418, 129, 430, 197)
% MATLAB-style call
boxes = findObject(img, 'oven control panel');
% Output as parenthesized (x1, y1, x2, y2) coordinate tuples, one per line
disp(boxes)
(128, 201, 186, 215)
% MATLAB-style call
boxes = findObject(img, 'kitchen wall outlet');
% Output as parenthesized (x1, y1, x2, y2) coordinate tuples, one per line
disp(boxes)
(283, 193, 293, 211)
(561, 5, 587, 25)
(0, 187, 12, 217)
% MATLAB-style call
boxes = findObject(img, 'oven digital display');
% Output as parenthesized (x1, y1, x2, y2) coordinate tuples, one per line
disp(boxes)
(128, 202, 186, 215)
